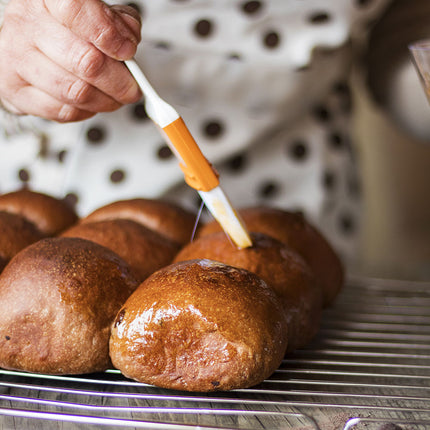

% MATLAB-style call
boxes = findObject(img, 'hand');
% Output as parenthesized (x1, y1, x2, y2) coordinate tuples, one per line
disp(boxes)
(0, 0, 142, 122)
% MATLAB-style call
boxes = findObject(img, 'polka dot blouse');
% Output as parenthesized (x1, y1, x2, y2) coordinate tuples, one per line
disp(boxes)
(0, 0, 392, 263)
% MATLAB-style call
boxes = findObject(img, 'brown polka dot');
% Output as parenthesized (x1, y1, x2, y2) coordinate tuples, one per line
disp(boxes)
(228, 53, 242, 61)
(329, 132, 346, 150)
(154, 41, 171, 50)
(263, 31, 280, 49)
(333, 81, 350, 96)
(313, 105, 331, 122)
(322, 170, 336, 190)
(194, 19, 214, 38)
(308, 12, 331, 24)
(58, 150, 67, 163)
(37, 134, 50, 159)
(203, 120, 224, 139)
(258, 180, 280, 199)
(225, 154, 247, 173)
(355, 0, 373, 7)
(18, 168, 30, 182)
(157, 145, 173, 160)
(288, 140, 308, 161)
(241, 1, 263, 15)
(333, 81, 352, 113)
(132, 103, 149, 121)
(338, 212, 356, 235)
(63, 192, 79, 209)
(86, 126, 106, 144)
(110, 169, 126, 183)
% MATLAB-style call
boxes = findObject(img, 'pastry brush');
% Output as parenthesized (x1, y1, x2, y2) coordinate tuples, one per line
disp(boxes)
(124, 59, 252, 249)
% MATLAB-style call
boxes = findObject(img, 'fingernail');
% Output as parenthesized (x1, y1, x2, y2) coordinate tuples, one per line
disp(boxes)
(111, 6, 142, 44)
(120, 13, 142, 42)
(117, 39, 137, 60)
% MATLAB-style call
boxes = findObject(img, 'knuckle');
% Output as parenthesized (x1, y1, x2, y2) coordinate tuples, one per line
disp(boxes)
(51, 0, 82, 28)
(93, 25, 122, 52)
(74, 45, 106, 79)
(64, 79, 92, 105)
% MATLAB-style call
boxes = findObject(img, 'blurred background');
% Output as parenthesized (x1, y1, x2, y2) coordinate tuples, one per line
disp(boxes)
(352, 0, 430, 281)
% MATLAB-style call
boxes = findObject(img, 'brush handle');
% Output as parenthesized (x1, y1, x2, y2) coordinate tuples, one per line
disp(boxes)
(125, 59, 219, 192)
(124, 59, 252, 248)
(124, 59, 179, 127)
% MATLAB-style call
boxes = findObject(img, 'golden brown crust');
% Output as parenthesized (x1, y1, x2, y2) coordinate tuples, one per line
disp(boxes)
(82, 198, 197, 246)
(198, 207, 344, 307)
(0, 190, 78, 236)
(0, 211, 44, 266)
(61, 219, 179, 282)
(110, 259, 288, 391)
(174, 232, 322, 352)
(0, 237, 139, 375)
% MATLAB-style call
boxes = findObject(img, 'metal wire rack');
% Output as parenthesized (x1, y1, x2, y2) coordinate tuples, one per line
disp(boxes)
(0, 276, 429, 430)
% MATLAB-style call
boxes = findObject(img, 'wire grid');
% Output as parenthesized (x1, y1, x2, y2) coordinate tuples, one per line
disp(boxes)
(0, 276, 429, 430)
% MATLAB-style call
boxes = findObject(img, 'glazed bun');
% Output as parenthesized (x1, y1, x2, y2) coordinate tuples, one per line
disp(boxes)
(82, 198, 196, 246)
(61, 219, 179, 282)
(0, 211, 44, 270)
(0, 237, 139, 375)
(110, 259, 288, 391)
(0, 256, 7, 273)
(0, 189, 78, 236)
(174, 232, 322, 352)
(198, 207, 343, 307)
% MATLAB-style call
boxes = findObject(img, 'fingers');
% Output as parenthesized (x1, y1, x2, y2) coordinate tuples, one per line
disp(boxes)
(110, 4, 142, 40)
(15, 47, 122, 113)
(0, 0, 143, 122)
(2, 81, 95, 123)
(32, 16, 141, 105)
(44, 0, 141, 60)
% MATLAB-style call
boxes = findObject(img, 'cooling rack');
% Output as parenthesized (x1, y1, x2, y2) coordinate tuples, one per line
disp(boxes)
(0, 276, 429, 430)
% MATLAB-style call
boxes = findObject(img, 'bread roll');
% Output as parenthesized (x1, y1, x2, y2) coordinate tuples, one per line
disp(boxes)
(0, 237, 139, 375)
(198, 207, 343, 307)
(0, 256, 7, 273)
(110, 259, 288, 391)
(82, 198, 196, 246)
(61, 219, 179, 282)
(174, 232, 322, 352)
(0, 211, 44, 270)
(0, 189, 78, 236)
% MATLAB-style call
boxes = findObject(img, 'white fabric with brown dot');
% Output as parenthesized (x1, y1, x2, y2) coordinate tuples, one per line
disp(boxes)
(0, 0, 392, 264)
